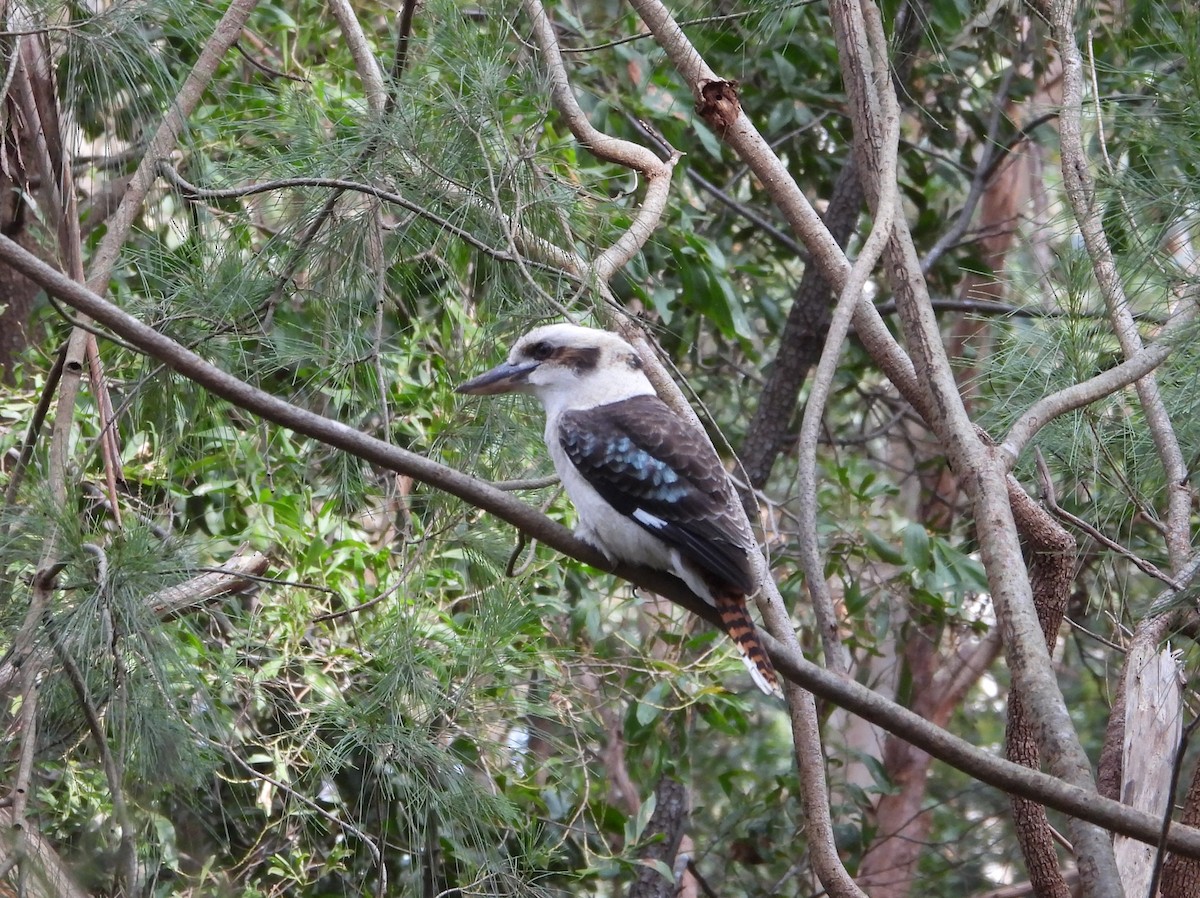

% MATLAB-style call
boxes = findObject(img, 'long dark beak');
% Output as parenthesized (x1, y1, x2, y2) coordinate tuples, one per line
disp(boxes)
(455, 360, 539, 395)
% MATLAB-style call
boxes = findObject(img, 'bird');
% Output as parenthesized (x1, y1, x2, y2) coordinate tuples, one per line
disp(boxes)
(456, 323, 780, 697)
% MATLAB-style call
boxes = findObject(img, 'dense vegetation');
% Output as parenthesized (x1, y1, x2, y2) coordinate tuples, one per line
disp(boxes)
(2, 0, 1199, 896)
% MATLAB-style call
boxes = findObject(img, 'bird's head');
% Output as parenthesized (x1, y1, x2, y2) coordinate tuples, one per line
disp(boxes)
(456, 323, 655, 414)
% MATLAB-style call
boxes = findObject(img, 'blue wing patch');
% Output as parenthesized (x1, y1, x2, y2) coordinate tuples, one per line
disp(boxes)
(559, 396, 754, 594)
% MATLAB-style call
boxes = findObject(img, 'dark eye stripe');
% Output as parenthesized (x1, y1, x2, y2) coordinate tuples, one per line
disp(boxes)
(553, 345, 600, 372)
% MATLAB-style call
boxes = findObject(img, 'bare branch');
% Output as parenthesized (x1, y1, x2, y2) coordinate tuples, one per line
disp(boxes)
(326, 0, 387, 116)
(1000, 337, 1177, 466)
(522, 0, 679, 283)
(12, 37, 128, 531)
(795, 1, 898, 679)
(628, 0, 845, 278)
(523, 0, 663, 177)
(1049, 0, 1192, 571)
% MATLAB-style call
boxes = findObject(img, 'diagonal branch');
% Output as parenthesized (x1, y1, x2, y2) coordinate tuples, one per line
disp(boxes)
(8, 232, 1200, 861)
(85, 0, 260, 295)
(326, 0, 387, 116)
(1000, 337, 1179, 466)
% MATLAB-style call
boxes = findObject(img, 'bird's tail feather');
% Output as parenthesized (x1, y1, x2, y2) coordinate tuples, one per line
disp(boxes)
(714, 593, 782, 698)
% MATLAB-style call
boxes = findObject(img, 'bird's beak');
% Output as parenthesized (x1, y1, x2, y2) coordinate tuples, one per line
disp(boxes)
(455, 360, 540, 395)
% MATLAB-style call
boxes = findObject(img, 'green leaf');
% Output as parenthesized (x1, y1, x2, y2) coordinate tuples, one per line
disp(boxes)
(865, 530, 905, 565)
(626, 792, 658, 845)
(636, 858, 676, 883)
(902, 523, 932, 570)
(636, 681, 670, 726)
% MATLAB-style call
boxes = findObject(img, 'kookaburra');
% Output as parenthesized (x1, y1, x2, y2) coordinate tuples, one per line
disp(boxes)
(457, 323, 780, 696)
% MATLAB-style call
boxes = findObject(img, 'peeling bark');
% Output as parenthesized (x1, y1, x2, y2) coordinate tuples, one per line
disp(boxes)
(1162, 759, 1200, 898)
(1004, 485, 1076, 898)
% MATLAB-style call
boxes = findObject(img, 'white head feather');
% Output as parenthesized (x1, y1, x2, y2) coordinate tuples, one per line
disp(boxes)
(457, 324, 656, 419)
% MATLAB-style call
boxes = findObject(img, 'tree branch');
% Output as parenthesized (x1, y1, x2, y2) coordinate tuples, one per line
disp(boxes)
(157, 163, 547, 271)
(7, 232, 1200, 860)
(794, 3, 898, 680)
(1000, 336, 1180, 465)
(828, 0, 1120, 889)
(522, 0, 679, 284)
(326, 0, 387, 116)
(1049, 0, 1192, 572)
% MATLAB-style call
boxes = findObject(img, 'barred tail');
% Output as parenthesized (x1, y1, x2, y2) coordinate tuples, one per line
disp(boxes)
(714, 592, 782, 698)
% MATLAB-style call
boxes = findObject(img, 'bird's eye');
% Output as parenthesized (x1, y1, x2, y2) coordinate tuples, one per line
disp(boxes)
(529, 341, 554, 361)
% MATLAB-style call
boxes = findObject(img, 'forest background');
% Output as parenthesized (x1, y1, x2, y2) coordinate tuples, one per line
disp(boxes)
(1, 0, 1200, 896)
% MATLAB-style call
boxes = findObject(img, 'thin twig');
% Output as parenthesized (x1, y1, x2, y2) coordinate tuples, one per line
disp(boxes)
(685, 167, 805, 258)
(561, 1, 821, 54)
(490, 474, 559, 491)
(42, 292, 142, 353)
(921, 53, 1024, 273)
(1036, 451, 1180, 591)
(234, 40, 308, 82)
(157, 163, 569, 275)
(391, 0, 419, 83)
